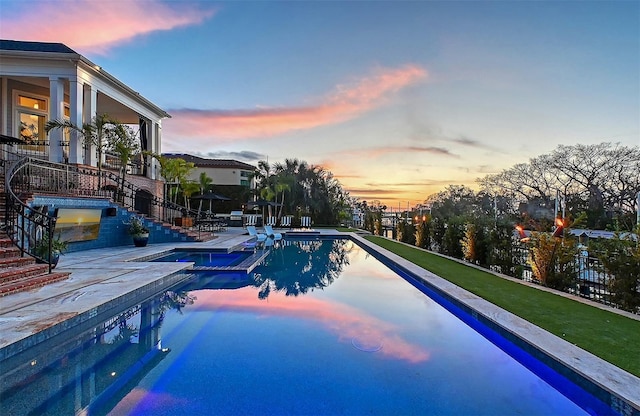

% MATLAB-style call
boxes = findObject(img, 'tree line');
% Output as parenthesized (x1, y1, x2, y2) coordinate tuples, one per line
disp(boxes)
(357, 142, 639, 312)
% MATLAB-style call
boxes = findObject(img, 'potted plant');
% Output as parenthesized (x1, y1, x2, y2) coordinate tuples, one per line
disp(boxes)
(32, 233, 68, 269)
(127, 216, 150, 247)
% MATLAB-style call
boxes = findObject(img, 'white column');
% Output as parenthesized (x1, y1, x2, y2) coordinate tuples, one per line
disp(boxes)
(1, 77, 7, 135)
(68, 78, 84, 164)
(84, 85, 98, 166)
(48, 77, 65, 163)
(151, 122, 161, 180)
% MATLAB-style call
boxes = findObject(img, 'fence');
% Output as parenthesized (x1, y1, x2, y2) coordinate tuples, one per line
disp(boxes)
(511, 244, 617, 307)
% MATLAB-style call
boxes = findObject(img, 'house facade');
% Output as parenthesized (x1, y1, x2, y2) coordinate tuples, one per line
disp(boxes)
(0, 40, 169, 185)
(162, 153, 256, 188)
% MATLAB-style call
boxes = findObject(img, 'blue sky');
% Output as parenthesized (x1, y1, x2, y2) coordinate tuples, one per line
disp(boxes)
(1, 0, 638, 207)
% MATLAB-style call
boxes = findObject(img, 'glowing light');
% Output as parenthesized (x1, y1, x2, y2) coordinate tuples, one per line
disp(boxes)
(515, 225, 529, 242)
(30, 360, 37, 366)
(111, 371, 117, 377)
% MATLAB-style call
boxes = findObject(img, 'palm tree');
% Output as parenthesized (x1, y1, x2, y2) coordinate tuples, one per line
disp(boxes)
(148, 154, 195, 204)
(181, 181, 200, 213)
(196, 172, 213, 216)
(107, 123, 140, 202)
(46, 114, 115, 190)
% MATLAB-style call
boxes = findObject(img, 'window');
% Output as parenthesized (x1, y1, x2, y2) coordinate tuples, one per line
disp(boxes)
(15, 92, 49, 153)
(18, 95, 47, 111)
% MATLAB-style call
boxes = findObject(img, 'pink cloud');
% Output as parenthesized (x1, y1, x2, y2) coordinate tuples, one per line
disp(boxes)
(164, 65, 427, 140)
(0, 0, 215, 55)
(193, 287, 430, 363)
(110, 389, 190, 415)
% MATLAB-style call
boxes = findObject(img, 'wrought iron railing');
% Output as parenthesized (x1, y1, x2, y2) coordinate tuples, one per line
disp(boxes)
(103, 151, 145, 177)
(2, 150, 199, 271)
(5, 155, 57, 272)
(6, 155, 196, 227)
(512, 243, 616, 306)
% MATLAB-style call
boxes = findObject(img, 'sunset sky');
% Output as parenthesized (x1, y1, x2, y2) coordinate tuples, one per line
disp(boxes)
(1, 0, 638, 207)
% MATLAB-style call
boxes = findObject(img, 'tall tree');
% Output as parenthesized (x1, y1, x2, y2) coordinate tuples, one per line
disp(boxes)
(478, 143, 640, 230)
(107, 123, 140, 202)
(196, 172, 213, 216)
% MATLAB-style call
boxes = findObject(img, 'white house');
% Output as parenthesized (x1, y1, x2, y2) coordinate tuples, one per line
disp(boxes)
(0, 40, 169, 183)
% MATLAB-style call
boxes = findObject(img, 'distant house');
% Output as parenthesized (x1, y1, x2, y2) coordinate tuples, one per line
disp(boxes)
(162, 153, 256, 188)
(0, 40, 169, 189)
(569, 229, 638, 245)
(517, 199, 554, 220)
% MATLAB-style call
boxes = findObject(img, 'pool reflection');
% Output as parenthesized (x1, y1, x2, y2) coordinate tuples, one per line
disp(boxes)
(252, 238, 352, 299)
(0, 290, 193, 416)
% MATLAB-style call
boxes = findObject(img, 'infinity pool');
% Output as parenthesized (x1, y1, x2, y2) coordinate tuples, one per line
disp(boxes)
(0, 238, 615, 415)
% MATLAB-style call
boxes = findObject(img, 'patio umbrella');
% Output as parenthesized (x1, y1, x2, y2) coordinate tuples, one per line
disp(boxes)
(193, 192, 231, 213)
(246, 198, 272, 207)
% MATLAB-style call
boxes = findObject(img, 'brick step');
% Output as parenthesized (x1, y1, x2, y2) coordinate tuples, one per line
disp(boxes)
(0, 246, 21, 259)
(0, 237, 14, 248)
(0, 272, 71, 297)
(0, 256, 36, 269)
(0, 263, 51, 283)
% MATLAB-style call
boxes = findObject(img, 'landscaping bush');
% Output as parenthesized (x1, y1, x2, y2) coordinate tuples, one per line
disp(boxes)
(488, 221, 520, 276)
(415, 220, 431, 250)
(528, 232, 578, 290)
(590, 230, 640, 313)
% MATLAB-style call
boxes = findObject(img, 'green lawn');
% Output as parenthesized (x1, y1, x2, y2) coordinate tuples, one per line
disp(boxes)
(365, 236, 640, 377)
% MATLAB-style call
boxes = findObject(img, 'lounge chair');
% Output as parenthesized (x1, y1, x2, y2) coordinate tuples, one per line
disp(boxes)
(263, 225, 282, 240)
(245, 214, 258, 227)
(280, 216, 292, 228)
(300, 216, 312, 229)
(265, 216, 277, 227)
(246, 225, 267, 242)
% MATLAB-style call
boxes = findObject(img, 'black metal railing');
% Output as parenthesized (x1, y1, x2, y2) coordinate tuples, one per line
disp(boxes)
(512, 244, 616, 307)
(6, 154, 194, 227)
(5, 156, 57, 272)
(103, 151, 145, 177)
(2, 150, 198, 271)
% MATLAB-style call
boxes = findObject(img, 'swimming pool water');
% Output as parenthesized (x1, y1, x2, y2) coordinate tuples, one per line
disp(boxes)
(151, 249, 251, 267)
(0, 238, 615, 415)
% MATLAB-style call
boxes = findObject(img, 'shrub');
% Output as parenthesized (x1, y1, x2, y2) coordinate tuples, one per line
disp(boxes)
(590, 230, 640, 313)
(528, 232, 578, 290)
(415, 221, 431, 249)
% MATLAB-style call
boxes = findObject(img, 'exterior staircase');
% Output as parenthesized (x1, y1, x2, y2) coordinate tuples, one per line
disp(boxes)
(0, 155, 212, 297)
(1, 162, 70, 296)
(0, 232, 70, 296)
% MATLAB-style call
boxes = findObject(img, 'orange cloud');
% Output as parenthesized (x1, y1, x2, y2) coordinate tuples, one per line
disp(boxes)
(193, 287, 430, 363)
(0, 0, 215, 55)
(164, 65, 427, 140)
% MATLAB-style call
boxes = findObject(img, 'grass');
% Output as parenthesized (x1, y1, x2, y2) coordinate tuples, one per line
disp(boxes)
(365, 236, 640, 377)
